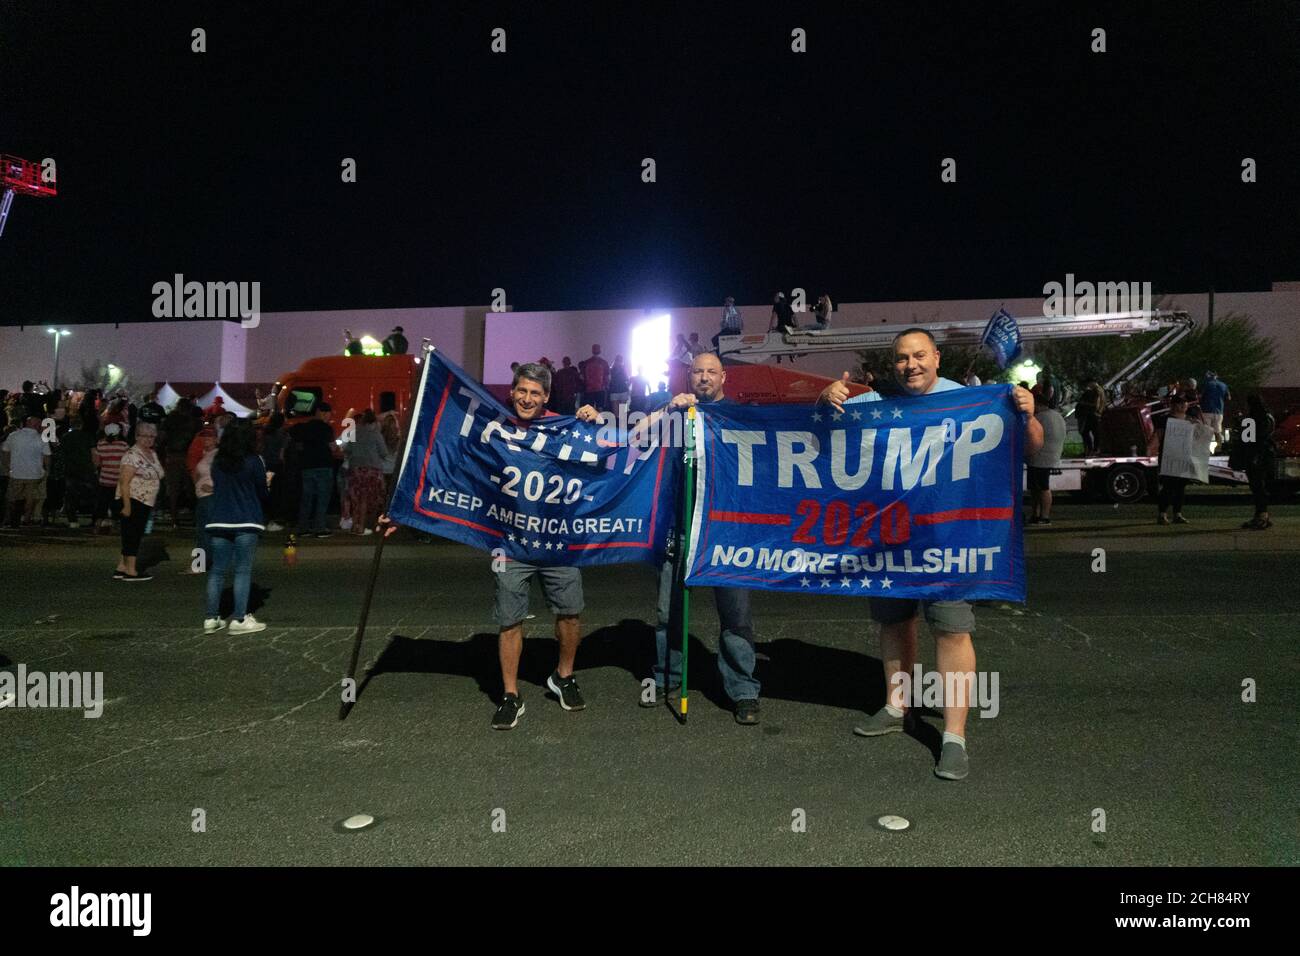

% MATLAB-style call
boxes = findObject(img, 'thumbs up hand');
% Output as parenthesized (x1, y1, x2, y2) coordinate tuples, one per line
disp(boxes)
(819, 371, 853, 413)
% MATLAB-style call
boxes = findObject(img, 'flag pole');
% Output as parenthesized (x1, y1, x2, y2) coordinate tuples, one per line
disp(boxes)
(339, 345, 433, 721)
(677, 404, 698, 721)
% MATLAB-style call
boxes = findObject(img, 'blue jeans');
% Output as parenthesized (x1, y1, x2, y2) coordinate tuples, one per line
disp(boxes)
(654, 559, 759, 702)
(206, 532, 259, 620)
(298, 467, 332, 533)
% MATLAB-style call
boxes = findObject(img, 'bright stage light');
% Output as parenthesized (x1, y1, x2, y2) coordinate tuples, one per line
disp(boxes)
(631, 314, 671, 388)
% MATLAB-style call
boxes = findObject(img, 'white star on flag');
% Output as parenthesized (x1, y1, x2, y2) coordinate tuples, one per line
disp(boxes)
(831, 411, 842, 422)
(840, 576, 851, 588)
(533, 539, 542, 548)
(812, 411, 823, 422)
(544, 542, 553, 550)
(871, 409, 883, 419)
(800, 577, 811, 587)
(507, 533, 516, 542)
(880, 576, 893, 589)
(820, 579, 830, 588)
(582, 433, 592, 443)
(891, 407, 903, 419)
(851, 410, 862, 420)
(859, 577, 872, 588)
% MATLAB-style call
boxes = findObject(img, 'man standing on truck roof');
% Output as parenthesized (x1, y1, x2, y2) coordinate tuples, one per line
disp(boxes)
(818, 327, 1042, 781)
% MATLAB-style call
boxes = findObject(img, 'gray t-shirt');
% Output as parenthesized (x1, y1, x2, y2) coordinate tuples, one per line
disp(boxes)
(1029, 408, 1066, 468)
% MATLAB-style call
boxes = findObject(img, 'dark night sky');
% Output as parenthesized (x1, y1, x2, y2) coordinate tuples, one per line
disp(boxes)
(1, 1, 1297, 326)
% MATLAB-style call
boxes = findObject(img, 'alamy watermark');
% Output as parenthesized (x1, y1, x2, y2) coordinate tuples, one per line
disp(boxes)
(0, 665, 104, 718)
(1042, 273, 1152, 317)
(889, 665, 1000, 718)
(152, 273, 261, 328)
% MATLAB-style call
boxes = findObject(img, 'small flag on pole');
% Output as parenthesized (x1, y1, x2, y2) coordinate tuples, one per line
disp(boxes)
(980, 307, 1023, 369)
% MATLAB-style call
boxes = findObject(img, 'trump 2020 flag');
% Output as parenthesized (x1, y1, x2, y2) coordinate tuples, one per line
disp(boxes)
(389, 350, 677, 566)
(683, 385, 1025, 601)
(981, 308, 1023, 369)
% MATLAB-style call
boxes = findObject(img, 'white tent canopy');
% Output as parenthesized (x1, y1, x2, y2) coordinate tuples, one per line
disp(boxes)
(195, 383, 256, 418)
(156, 382, 182, 409)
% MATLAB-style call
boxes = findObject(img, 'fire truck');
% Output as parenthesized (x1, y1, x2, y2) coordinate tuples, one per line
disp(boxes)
(714, 309, 1252, 503)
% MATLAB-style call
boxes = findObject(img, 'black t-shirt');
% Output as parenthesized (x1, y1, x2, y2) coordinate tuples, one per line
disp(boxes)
(291, 418, 336, 469)
(609, 366, 629, 393)
(773, 300, 794, 329)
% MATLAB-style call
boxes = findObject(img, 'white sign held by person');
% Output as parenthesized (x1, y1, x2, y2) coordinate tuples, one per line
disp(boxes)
(1159, 418, 1212, 483)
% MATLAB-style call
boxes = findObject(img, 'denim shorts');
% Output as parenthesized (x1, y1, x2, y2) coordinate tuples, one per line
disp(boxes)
(868, 598, 975, 635)
(494, 560, 584, 629)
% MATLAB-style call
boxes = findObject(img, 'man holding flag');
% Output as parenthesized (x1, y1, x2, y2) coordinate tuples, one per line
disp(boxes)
(819, 327, 1042, 779)
(638, 352, 762, 724)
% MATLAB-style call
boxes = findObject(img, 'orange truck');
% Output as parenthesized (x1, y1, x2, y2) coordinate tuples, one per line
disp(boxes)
(274, 354, 421, 436)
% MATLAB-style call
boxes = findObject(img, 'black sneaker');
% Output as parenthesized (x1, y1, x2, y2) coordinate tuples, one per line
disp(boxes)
(491, 693, 525, 730)
(734, 698, 761, 725)
(314, 531, 334, 539)
(112, 570, 126, 580)
(546, 671, 586, 711)
(122, 572, 153, 582)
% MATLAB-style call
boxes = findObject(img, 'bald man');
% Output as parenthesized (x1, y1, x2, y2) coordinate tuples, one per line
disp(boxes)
(641, 352, 762, 724)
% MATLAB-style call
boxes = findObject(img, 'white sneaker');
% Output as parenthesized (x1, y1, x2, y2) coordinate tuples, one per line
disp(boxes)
(339, 517, 353, 531)
(204, 617, 226, 634)
(229, 614, 267, 635)
(361, 527, 374, 536)
(266, 521, 284, 532)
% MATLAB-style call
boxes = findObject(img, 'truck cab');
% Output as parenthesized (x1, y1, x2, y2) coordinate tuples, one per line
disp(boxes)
(276, 354, 420, 436)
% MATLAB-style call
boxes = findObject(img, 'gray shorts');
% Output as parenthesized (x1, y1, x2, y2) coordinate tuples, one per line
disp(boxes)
(868, 598, 975, 635)
(494, 560, 584, 629)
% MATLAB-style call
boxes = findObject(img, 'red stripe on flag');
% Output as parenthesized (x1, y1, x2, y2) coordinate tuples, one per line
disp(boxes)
(914, 508, 1014, 525)
(708, 510, 792, 526)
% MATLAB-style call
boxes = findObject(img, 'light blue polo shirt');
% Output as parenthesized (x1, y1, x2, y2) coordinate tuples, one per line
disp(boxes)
(844, 376, 963, 403)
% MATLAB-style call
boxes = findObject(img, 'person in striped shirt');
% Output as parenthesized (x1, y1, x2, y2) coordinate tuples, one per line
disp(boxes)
(92, 424, 129, 533)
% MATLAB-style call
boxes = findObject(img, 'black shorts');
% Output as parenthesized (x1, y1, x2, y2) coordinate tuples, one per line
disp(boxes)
(1027, 466, 1052, 492)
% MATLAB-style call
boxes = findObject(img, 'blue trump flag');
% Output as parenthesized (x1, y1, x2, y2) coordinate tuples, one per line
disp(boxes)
(683, 385, 1025, 601)
(389, 351, 678, 566)
(981, 308, 1023, 369)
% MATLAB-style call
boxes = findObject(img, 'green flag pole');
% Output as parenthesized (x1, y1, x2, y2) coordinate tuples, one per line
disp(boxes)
(678, 404, 698, 720)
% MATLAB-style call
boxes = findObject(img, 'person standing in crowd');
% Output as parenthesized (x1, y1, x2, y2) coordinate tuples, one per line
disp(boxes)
(1199, 371, 1230, 443)
(186, 425, 218, 574)
(2, 415, 50, 527)
(713, 295, 743, 354)
(260, 413, 289, 532)
(550, 356, 581, 414)
(101, 396, 129, 433)
(203, 420, 270, 634)
(137, 391, 165, 429)
(292, 402, 336, 538)
(1027, 387, 1067, 525)
(1156, 395, 1210, 525)
(343, 328, 363, 356)
(160, 398, 197, 528)
(819, 328, 1043, 781)
(637, 352, 764, 725)
(19, 380, 47, 420)
(113, 422, 163, 582)
(686, 332, 708, 358)
(608, 355, 631, 416)
(337, 407, 357, 531)
(379, 408, 402, 502)
(627, 366, 649, 413)
(382, 326, 409, 355)
(60, 411, 97, 529)
(343, 409, 391, 536)
(769, 291, 796, 334)
(1076, 379, 1105, 454)
(92, 423, 128, 533)
(1240, 394, 1275, 531)
(579, 344, 610, 412)
(41, 407, 67, 526)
